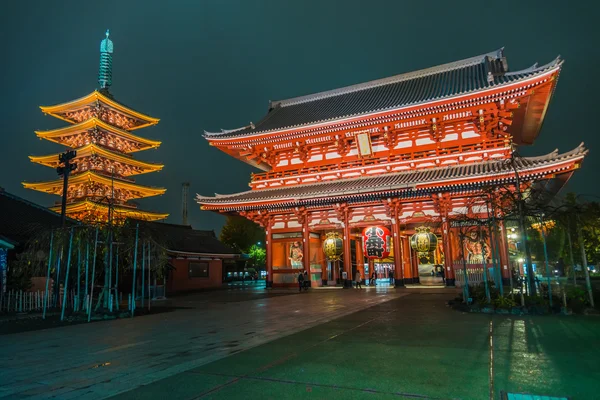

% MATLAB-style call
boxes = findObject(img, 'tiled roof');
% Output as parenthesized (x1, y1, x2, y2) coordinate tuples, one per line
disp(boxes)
(196, 144, 586, 208)
(205, 49, 562, 139)
(134, 220, 238, 256)
(0, 189, 78, 247)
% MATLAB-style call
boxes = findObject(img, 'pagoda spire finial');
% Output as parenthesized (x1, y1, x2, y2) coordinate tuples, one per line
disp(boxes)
(98, 29, 114, 91)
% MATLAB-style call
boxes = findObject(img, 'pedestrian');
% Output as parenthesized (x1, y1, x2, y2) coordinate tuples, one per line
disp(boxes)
(370, 271, 376, 286)
(303, 270, 309, 291)
(297, 271, 304, 292)
(355, 269, 362, 289)
(440, 266, 445, 284)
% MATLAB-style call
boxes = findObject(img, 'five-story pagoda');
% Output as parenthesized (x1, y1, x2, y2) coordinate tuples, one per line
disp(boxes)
(24, 31, 168, 223)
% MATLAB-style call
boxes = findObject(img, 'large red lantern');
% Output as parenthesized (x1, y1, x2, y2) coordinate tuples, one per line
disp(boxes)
(362, 226, 391, 259)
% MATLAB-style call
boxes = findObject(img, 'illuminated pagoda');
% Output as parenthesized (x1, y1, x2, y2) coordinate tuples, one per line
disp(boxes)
(24, 30, 168, 223)
(197, 49, 586, 288)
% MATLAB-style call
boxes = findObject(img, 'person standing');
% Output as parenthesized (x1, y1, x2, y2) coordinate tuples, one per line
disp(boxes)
(297, 270, 304, 292)
(355, 269, 362, 289)
(303, 270, 309, 291)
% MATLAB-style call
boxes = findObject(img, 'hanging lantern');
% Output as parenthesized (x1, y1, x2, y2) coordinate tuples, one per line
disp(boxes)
(362, 226, 391, 259)
(322, 232, 343, 261)
(410, 226, 438, 253)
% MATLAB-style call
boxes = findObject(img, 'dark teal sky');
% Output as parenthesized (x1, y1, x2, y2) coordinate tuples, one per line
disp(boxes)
(1, 0, 598, 232)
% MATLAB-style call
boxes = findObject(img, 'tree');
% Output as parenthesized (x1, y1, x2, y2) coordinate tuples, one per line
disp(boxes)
(526, 221, 566, 270)
(247, 244, 266, 268)
(219, 216, 265, 253)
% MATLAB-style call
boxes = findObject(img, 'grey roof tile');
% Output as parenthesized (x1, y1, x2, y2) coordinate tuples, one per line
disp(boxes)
(196, 144, 586, 208)
(205, 50, 561, 139)
(0, 189, 78, 248)
(134, 220, 237, 255)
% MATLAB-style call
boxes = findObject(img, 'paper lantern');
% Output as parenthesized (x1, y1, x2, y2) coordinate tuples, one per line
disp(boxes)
(362, 226, 391, 259)
(323, 232, 343, 261)
(410, 227, 438, 253)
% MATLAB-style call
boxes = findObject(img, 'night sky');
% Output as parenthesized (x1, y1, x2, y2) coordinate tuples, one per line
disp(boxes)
(1, 0, 598, 232)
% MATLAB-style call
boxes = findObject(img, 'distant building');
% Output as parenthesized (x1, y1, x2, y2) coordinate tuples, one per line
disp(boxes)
(136, 221, 239, 294)
(0, 188, 77, 293)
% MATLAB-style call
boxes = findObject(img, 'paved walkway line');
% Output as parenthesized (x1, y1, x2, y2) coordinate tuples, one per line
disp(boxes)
(0, 289, 406, 399)
(191, 303, 401, 399)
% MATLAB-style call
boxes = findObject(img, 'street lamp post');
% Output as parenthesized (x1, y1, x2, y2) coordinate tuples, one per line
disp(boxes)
(56, 150, 77, 226)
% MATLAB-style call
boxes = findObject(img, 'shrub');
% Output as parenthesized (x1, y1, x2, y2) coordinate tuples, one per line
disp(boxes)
(523, 295, 546, 306)
(493, 295, 516, 309)
(468, 282, 498, 305)
(566, 286, 587, 304)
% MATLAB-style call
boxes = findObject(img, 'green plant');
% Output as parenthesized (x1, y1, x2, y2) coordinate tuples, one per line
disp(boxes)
(523, 295, 546, 307)
(565, 286, 588, 313)
(493, 295, 516, 309)
(468, 282, 501, 305)
(247, 245, 266, 267)
(6, 256, 34, 291)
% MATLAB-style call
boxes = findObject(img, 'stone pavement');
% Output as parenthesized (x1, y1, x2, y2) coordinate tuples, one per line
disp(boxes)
(0, 287, 404, 399)
(2, 289, 599, 399)
(112, 293, 600, 400)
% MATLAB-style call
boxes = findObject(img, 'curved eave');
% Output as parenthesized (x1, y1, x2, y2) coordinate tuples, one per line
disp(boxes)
(40, 90, 160, 130)
(22, 171, 167, 199)
(509, 66, 562, 145)
(49, 201, 168, 221)
(196, 144, 586, 210)
(35, 118, 162, 151)
(28, 143, 164, 175)
(207, 143, 270, 172)
(204, 57, 562, 144)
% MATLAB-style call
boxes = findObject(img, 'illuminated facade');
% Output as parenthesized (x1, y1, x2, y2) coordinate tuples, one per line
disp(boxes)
(197, 49, 586, 288)
(24, 31, 168, 223)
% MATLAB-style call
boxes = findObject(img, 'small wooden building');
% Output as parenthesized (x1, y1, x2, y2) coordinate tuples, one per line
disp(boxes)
(136, 221, 239, 294)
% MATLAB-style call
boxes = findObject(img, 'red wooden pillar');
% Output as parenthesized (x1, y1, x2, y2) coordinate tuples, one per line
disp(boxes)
(355, 237, 364, 278)
(266, 221, 273, 288)
(442, 218, 455, 286)
(392, 219, 404, 287)
(343, 209, 352, 287)
(412, 248, 420, 283)
(303, 214, 311, 287)
(498, 221, 511, 282)
(320, 235, 328, 286)
(401, 236, 413, 284)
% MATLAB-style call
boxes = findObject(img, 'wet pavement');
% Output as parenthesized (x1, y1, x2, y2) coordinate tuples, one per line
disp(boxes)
(1, 289, 599, 399)
(113, 293, 600, 400)
(0, 287, 403, 399)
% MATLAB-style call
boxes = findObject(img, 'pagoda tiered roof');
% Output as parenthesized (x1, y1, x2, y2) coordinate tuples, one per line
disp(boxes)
(197, 144, 586, 210)
(40, 90, 159, 130)
(29, 143, 164, 175)
(23, 171, 166, 199)
(49, 200, 168, 222)
(24, 31, 168, 223)
(34, 118, 162, 152)
(205, 49, 561, 144)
